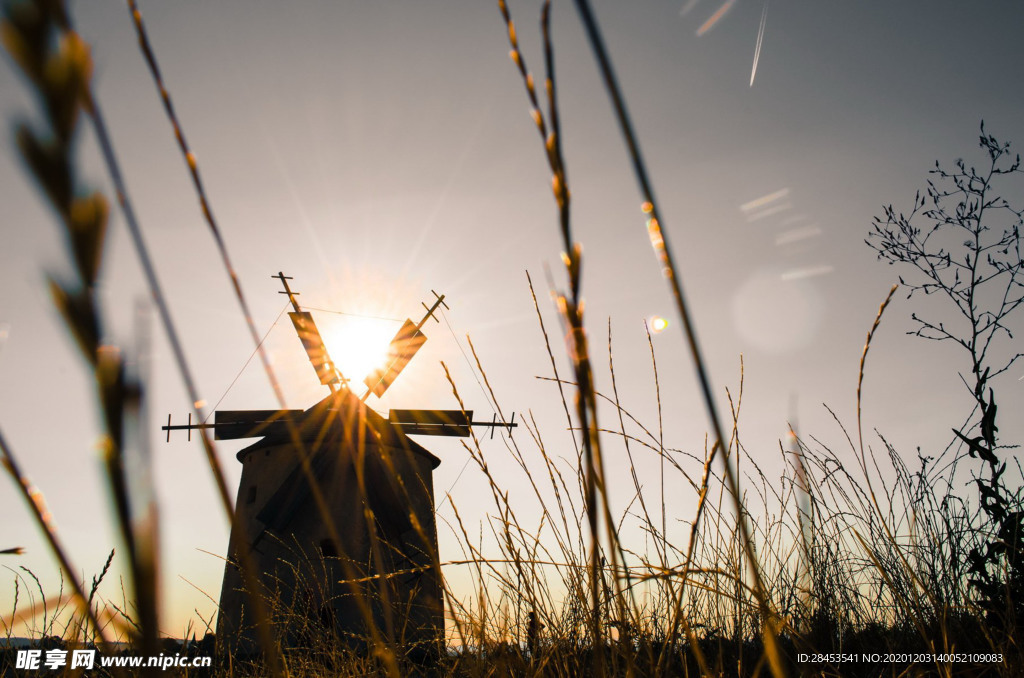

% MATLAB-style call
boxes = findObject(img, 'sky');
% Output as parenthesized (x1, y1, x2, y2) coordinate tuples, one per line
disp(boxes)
(1, 0, 1023, 638)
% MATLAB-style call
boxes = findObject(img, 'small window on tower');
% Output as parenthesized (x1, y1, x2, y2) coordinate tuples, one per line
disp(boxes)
(247, 486, 257, 504)
(319, 539, 337, 559)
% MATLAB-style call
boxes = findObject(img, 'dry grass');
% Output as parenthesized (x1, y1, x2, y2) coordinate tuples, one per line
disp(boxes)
(2, 1, 1022, 676)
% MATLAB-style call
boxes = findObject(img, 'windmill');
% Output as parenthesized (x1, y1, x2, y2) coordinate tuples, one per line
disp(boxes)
(163, 273, 515, 658)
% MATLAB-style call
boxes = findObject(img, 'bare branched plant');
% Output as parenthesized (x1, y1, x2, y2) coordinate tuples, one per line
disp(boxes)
(868, 123, 1024, 654)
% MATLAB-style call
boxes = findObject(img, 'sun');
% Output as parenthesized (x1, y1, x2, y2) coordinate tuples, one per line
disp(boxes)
(318, 315, 400, 387)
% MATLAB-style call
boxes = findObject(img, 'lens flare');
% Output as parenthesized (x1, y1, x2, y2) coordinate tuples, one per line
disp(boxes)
(780, 264, 834, 281)
(650, 316, 670, 334)
(775, 225, 821, 246)
(733, 266, 824, 354)
(679, 0, 701, 18)
(740, 188, 790, 222)
(696, 0, 737, 36)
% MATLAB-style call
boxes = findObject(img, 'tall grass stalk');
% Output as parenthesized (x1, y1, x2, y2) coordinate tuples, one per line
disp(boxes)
(4, 2, 1022, 676)
(123, 3, 406, 670)
(562, 1, 788, 673)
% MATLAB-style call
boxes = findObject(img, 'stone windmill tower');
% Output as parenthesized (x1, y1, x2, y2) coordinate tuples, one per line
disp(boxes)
(163, 273, 514, 658)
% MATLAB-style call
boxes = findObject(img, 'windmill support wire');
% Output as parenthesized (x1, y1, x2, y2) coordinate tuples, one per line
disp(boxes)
(438, 307, 500, 416)
(203, 302, 290, 424)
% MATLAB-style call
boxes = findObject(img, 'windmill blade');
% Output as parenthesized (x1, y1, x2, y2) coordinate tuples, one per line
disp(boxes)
(388, 409, 519, 438)
(389, 409, 471, 436)
(363, 319, 426, 398)
(214, 409, 305, 440)
(289, 311, 342, 386)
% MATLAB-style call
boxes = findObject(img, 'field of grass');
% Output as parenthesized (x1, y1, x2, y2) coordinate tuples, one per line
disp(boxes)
(2, 0, 1022, 676)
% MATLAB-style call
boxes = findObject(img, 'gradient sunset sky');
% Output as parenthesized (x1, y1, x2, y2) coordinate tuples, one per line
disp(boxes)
(1, 1, 1022, 636)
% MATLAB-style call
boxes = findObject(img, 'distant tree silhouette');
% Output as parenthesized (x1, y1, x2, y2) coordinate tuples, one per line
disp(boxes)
(867, 122, 1023, 638)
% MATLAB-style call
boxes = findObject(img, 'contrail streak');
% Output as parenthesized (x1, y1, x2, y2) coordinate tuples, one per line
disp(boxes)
(750, 0, 769, 86)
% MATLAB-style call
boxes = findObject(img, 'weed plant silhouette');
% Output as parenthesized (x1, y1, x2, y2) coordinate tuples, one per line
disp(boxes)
(869, 123, 1023, 664)
(4, 0, 1024, 675)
